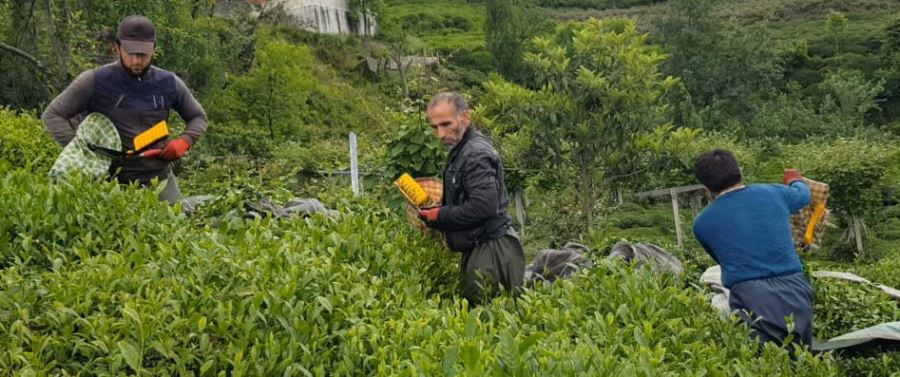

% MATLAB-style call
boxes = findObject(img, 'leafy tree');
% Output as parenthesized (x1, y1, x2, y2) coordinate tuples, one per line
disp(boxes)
(481, 18, 677, 225)
(484, 0, 551, 85)
(211, 36, 316, 141)
(657, 0, 782, 130)
(348, 0, 384, 37)
(484, 0, 524, 84)
(819, 69, 885, 126)
(378, 18, 426, 100)
(826, 11, 848, 54)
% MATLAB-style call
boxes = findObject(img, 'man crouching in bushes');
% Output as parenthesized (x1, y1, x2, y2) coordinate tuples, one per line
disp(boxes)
(418, 92, 525, 305)
(692, 149, 814, 349)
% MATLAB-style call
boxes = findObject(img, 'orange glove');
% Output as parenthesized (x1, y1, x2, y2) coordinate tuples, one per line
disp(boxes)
(418, 207, 440, 222)
(159, 137, 190, 161)
(783, 169, 803, 186)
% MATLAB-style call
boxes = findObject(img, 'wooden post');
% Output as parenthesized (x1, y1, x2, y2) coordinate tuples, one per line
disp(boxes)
(690, 192, 702, 217)
(671, 188, 684, 248)
(349, 132, 360, 196)
(515, 190, 526, 241)
(617, 189, 624, 206)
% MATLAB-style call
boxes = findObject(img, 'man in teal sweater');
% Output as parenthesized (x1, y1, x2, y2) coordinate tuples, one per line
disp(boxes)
(692, 149, 814, 348)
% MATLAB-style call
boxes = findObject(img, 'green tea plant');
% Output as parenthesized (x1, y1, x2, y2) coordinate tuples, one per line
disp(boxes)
(0, 168, 841, 375)
(383, 106, 446, 180)
(0, 109, 59, 173)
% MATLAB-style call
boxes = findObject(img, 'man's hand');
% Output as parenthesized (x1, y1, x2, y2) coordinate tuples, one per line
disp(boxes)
(159, 137, 190, 161)
(783, 169, 803, 185)
(418, 207, 440, 222)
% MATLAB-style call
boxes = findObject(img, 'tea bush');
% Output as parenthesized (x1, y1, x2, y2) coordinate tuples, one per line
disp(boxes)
(0, 109, 59, 173)
(0, 169, 843, 375)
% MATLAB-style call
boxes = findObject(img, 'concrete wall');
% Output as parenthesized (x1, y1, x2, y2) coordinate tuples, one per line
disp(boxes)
(273, 0, 376, 36)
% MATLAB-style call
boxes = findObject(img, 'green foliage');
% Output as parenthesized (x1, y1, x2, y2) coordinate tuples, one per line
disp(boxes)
(0, 108, 60, 173)
(482, 18, 677, 223)
(208, 36, 317, 142)
(383, 1, 486, 53)
(536, 0, 664, 9)
(0, 170, 175, 268)
(813, 277, 900, 340)
(0, 169, 846, 374)
(809, 275, 900, 376)
(155, 16, 257, 97)
(818, 68, 885, 126)
(202, 32, 388, 157)
(746, 83, 855, 139)
(384, 106, 446, 179)
(658, 0, 783, 130)
(826, 11, 848, 54)
(484, 0, 550, 85)
(785, 136, 897, 217)
(0, 0, 224, 110)
(398, 11, 472, 35)
(635, 125, 703, 189)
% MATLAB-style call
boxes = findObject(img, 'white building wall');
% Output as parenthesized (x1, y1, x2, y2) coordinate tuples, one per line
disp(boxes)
(272, 0, 376, 36)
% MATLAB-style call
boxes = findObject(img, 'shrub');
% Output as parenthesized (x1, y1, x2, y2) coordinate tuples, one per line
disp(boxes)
(0, 167, 842, 375)
(0, 170, 175, 268)
(383, 106, 446, 180)
(785, 136, 897, 218)
(0, 108, 60, 173)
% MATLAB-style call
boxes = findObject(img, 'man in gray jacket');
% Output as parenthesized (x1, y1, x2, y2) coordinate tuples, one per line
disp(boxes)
(42, 15, 207, 202)
(419, 92, 525, 305)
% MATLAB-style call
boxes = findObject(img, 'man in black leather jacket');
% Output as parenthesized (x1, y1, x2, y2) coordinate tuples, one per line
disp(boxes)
(419, 92, 525, 304)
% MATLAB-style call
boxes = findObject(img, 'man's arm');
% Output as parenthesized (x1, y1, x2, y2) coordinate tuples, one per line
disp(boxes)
(172, 76, 207, 145)
(431, 150, 501, 231)
(42, 71, 94, 146)
(774, 181, 812, 214)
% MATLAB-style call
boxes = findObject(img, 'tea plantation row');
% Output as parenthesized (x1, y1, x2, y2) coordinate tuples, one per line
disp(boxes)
(0, 168, 840, 375)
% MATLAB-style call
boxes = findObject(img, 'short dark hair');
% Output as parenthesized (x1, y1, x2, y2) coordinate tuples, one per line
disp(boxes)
(693, 149, 742, 193)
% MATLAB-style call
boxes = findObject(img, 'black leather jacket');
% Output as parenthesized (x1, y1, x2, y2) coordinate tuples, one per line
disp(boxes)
(428, 127, 511, 252)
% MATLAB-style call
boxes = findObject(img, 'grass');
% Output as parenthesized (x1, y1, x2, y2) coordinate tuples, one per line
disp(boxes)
(541, 0, 900, 33)
(383, 1, 487, 53)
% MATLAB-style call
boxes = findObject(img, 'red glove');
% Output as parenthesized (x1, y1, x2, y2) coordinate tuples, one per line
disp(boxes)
(418, 207, 440, 222)
(140, 149, 162, 158)
(783, 169, 803, 185)
(159, 137, 191, 161)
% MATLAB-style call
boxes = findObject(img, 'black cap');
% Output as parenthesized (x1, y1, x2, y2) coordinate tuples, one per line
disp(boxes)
(117, 16, 156, 55)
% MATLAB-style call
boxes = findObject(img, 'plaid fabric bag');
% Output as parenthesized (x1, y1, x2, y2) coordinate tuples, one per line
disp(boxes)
(50, 113, 121, 180)
(403, 177, 448, 250)
(790, 178, 829, 250)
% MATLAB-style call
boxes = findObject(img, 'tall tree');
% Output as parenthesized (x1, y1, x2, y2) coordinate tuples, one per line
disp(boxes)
(485, 0, 524, 83)
(348, 0, 384, 37)
(378, 19, 425, 100)
(657, 0, 782, 129)
(481, 18, 677, 225)
(484, 0, 548, 85)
